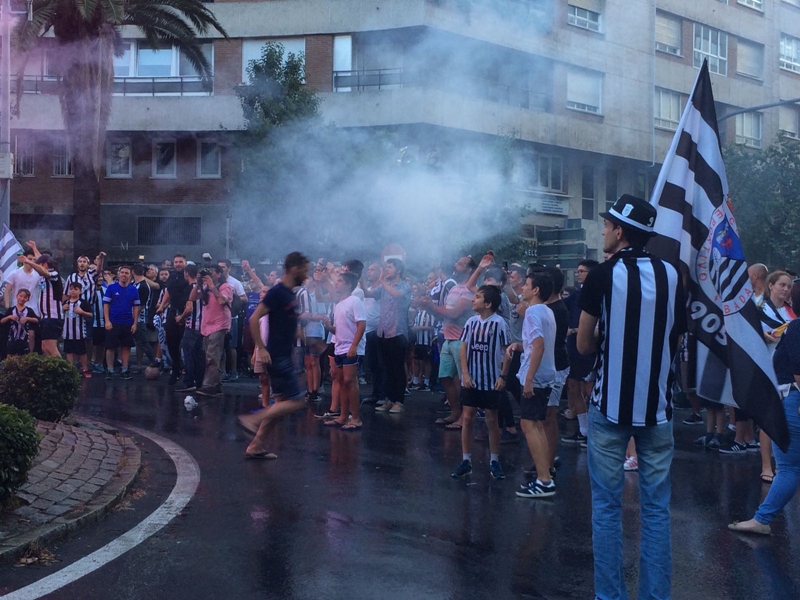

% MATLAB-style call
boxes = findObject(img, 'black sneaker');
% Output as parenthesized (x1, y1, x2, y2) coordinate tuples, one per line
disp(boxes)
(105, 370, 114, 380)
(561, 431, 588, 445)
(719, 441, 748, 454)
(489, 460, 505, 480)
(417, 383, 430, 392)
(682, 413, 704, 425)
(694, 433, 711, 447)
(516, 480, 556, 498)
(120, 371, 132, 380)
(451, 460, 473, 478)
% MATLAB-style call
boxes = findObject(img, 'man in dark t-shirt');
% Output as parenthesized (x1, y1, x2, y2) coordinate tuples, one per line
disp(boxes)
(239, 252, 310, 460)
(156, 254, 191, 384)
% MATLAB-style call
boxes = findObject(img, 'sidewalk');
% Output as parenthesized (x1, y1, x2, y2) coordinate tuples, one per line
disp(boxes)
(0, 418, 141, 563)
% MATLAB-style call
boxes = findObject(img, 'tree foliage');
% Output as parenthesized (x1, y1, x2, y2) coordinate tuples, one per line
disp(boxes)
(725, 137, 800, 270)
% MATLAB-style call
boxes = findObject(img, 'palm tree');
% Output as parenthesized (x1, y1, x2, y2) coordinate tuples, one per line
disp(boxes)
(14, 0, 227, 258)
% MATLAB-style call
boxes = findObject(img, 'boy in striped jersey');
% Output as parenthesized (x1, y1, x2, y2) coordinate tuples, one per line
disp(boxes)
(452, 285, 510, 480)
(177, 265, 205, 392)
(411, 290, 435, 391)
(62, 282, 93, 377)
(1, 289, 37, 357)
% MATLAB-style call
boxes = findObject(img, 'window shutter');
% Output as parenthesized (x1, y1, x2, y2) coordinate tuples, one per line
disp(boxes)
(737, 40, 762, 78)
(656, 14, 681, 49)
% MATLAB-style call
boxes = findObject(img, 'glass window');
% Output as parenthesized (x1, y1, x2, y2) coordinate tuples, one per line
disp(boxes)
(242, 37, 305, 83)
(179, 43, 213, 78)
(137, 44, 174, 77)
(568, 5, 601, 32)
(153, 140, 176, 177)
(693, 24, 728, 76)
(114, 43, 132, 77)
(655, 13, 682, 55)
(735, 112, 762, 148)
(780, 34, 800, 73)
(537, 155, 564, 192)
(738, 0, 763, 10)
(566, 68, 602, 114)
(106, 140, 132, 177)
(654, 88, 683, 130)
(14, 136, 34, 177)
(605, 169, 617, 212)
(197, 141, 221, 177)
(581, 165, 595, 220)
(737, 39, 763, 79)
(779, 105, 799, 138)
(52, 139, 73, 177)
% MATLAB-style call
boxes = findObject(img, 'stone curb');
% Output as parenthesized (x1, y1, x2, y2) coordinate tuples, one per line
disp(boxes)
(0, 420, 143, 564)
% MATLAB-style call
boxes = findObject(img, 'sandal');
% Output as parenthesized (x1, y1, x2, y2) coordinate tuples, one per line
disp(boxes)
(760, 472, 775, 484)
(445, 422, 463, 430)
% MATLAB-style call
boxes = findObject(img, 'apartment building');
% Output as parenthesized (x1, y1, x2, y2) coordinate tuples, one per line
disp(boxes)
(8, 0, 800, 266)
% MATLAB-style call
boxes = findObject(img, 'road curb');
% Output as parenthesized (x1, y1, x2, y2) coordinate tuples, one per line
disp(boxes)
(0, 423, 142, 564)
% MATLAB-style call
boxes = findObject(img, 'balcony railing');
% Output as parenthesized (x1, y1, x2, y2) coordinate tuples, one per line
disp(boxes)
(19, 76, 212, 97)
(332, 69, 550, 111)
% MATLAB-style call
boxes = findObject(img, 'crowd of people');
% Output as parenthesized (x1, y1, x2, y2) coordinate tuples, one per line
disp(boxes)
(1, 193, 799, 599)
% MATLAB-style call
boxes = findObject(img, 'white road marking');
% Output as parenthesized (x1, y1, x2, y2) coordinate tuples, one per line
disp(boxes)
(2, 427, 201, 600)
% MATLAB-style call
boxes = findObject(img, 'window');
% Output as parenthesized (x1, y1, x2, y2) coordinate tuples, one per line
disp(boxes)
(179, 44, 213, 78)
(581, 165, 595, 220)
(52, 139, 72, 177)
(242, 37, 305, 83)
(137, 44, 174, 77)
(655, 13, 681, 55)
(605, 169, 617, 212)
(738, 0, 762, 10)
(197, 141, 221, 178)
(137, 217, 201, 246)
(152, 140, 176, 177)
(114, 43, 132, 77)
(114, 40, 212, 78)
(566, 68, 602, 114)
(780, 34, 800, 73)
(737, 39, 763, 79)
(568, 4, 601, 33)
(537, 155, 564, 192)
(106, 140, 132, 178)
(779, 105, 800, 138)
(694, 24, 728, 75)
(14, 136, 34, 177)
(654, 88, 683, 130)
(736, 112, 762, 147)
(635, 172, 649, 201)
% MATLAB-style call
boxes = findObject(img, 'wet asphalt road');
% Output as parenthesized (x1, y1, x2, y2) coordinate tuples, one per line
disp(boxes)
(2, 376, 799, 600)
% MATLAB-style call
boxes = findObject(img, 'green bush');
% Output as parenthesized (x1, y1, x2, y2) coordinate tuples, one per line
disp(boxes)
(0, 403, 40, 506)
(0, 355, 81, 422)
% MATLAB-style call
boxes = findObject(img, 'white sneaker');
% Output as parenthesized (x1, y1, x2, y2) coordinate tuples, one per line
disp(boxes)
(623, 456, 638, 471)
(389, 403, 405, 414)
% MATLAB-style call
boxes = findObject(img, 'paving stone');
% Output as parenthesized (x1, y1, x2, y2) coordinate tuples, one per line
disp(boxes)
(23, 483, 52, 496)
(55, 483, 78, 494)
(30, 498, 54, 510)
(29, 512, 53, 525)
(16, 492, 36, 505)
(13, 506, 38, 517)
(40, 489, 68, 503)
(87, 450, 105, 461)
(50, 472, 70, 482)
(39, 459, 60, 470)
(80, 483, 100, 494)
(88, 477, 106, 486)
(71, 491, 94, 502)
(45, 504, 72, 516)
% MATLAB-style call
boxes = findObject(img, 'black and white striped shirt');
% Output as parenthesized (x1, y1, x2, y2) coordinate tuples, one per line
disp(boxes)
(579, 247, 686, 426)
(93, 288, 105, 328)
(414, 310, 435, 346)
(460, 313, 509, 391)
(66, 266, 97, 306)
(134, 280, 150, 324)
(39, 269, 63, 320)
(185, 295, 203, 331)
(62, 300, 90, 340)
(8, 306, 35, 341)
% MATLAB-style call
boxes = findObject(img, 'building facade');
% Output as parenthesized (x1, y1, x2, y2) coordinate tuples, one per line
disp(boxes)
(8, 0, 800, 267)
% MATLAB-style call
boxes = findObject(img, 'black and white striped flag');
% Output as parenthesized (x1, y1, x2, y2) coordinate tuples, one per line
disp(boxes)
(649, 60, 789, 451)
(0, 223, 23, 285)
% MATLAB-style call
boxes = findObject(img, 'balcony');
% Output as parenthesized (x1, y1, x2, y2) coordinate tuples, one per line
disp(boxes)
(19, 76, 212, 97)
(332, 69, 550, 111)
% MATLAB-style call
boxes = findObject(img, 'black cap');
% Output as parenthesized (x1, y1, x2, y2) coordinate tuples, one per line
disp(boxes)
(599, 194, 657, 236)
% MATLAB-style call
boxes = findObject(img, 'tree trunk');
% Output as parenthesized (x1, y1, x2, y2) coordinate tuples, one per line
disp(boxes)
(72, 160, 102, 264)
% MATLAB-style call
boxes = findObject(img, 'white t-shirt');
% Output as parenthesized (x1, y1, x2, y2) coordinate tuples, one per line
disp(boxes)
(333, 294, 367, 356)
(365, 288, 380, 333)
(226, 275, 246, 301)
(517, 303, 556, 388)
(5, 267, 43, 316)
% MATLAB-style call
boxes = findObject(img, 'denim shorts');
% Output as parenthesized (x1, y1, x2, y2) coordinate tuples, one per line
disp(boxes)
(334, 354, 361, 368)
(266, 355, 306, 401)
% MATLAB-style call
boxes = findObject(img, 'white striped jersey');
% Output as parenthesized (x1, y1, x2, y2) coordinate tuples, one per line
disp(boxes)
(460, 313, 509, 391)
(92, 288, 105, 328)
(66, 266, 97, 305)
(414, 310, 435, 346)
(62, 299, 90, 340)
(579, 247, 686, 427)
(39, 269, 63, 320)
(8, 306, 36, 341)
(185, 295, 203, 331)
(134, 280, 150, 324)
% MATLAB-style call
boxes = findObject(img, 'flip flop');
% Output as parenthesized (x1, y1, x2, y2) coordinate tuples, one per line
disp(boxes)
(760, 473, 775, 484)
(445, 422, 463, 430)
(342, 423, 363, 431)
(245, 450, 277, 460)
(324, 420, 346, 427)
(435, 417, 456, 426)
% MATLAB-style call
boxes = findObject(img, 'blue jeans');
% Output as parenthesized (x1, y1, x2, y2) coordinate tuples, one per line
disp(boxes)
(181, 328, 205, 388)
(588, 405, 674, 600)
(755, 389, 800, 525)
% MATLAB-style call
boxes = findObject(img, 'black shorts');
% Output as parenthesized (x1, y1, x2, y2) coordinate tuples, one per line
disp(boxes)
(92, 327, 105, 345)
(461, 387, 502, 410)
(64, 339, 87, 355)
(40, 318, 63, 341)
(266, 355, 306, 401)
(6, 339, 29, 356)
(568, 353, 595, 381)
(104, 323, 135, 349)
(413, 344, 431, 360)
(520, 387, 552, 422)
(734, 407, 751, 422)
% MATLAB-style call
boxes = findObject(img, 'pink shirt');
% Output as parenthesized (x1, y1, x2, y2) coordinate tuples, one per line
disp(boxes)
(200, 282, 233, 336)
